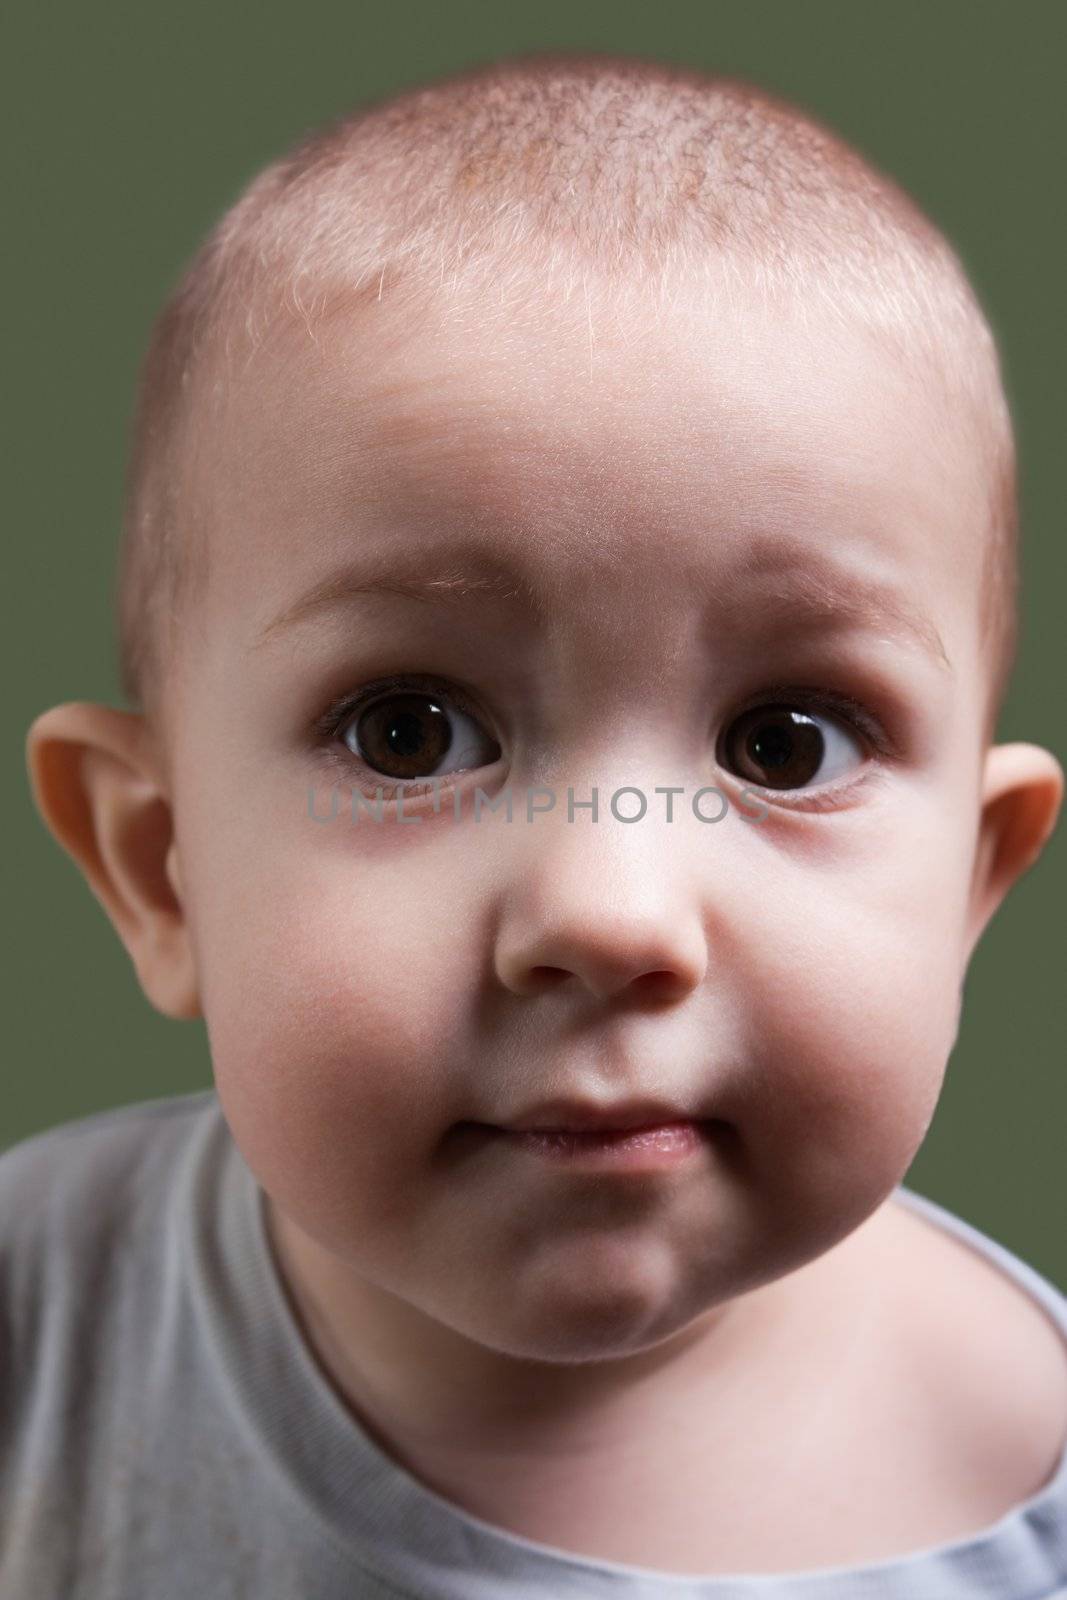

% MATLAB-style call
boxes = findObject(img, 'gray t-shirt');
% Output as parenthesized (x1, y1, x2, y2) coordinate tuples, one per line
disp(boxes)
(2, 1089, 1065, 1599)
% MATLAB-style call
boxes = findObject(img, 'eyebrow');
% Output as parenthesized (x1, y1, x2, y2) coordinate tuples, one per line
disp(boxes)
(252, 553, 541, 649)
(250, 538, 952, 671)
(729, 539, 952, 671)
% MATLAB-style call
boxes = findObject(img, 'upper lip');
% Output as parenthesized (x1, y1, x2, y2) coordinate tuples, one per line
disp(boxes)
(502, 1099, 702, 1133)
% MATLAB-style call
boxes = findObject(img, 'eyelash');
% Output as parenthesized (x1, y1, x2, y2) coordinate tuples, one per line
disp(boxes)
(312, 673, 896, 806)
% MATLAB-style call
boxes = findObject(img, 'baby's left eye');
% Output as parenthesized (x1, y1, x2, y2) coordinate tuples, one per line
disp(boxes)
(717, 704, 865, 791)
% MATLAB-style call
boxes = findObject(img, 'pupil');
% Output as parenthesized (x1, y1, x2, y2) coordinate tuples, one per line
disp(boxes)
(386, 710, 427, 758)
(734, 707, 824, 789)
(748, 723, 793, 770)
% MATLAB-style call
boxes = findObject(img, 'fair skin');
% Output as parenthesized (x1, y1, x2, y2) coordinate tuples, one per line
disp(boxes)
(26, 271, 1065, 1573)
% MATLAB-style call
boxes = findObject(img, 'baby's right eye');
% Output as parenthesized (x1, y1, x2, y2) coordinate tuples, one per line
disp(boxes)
(717, 702, 868, 792)
(338, 686, 502, 784)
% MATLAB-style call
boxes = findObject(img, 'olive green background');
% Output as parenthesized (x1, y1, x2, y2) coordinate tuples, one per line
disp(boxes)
(6, 2, 1065, 1283)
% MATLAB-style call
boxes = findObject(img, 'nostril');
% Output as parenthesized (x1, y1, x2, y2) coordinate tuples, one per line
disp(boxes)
(632, 969, 687, 1002)
(527, 966, 569, 988)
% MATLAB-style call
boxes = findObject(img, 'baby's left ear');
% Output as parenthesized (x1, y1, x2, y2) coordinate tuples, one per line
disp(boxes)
(964, 742, 1063, 962)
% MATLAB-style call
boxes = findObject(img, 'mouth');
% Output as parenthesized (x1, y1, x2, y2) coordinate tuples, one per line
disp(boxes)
(498, 1098, 710, 1134)
(468, 1118, 718, 1169)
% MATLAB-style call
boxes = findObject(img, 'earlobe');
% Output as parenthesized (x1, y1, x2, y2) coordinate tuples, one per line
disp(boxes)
(24, 701, 202, 1021)
(964, 741, 1064, 964)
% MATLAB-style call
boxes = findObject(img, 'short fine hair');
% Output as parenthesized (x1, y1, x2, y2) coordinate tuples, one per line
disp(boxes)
(117, 50, 1017, 774)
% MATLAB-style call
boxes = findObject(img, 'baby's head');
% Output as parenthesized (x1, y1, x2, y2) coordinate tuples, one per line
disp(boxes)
(120, 53, 1025, 775)
(28, 54, 1062, 1368)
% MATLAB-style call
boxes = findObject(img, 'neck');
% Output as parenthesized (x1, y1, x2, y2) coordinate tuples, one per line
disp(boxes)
(263, 1193, 894, 1473)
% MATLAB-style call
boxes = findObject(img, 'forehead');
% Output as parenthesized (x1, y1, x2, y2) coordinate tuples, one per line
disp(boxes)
(194, 277, 985, 651)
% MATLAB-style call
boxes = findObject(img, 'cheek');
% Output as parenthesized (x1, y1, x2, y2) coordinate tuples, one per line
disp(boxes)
(189, 835, 485, 1228)
(731, 796, 974, 1213)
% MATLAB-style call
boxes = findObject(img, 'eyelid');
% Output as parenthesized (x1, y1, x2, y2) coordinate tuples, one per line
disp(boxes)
(728, 684, 896, 757)
(735, 764, 888, 814)
(316, 677, 894, 748)
(313, 672, 490, 742)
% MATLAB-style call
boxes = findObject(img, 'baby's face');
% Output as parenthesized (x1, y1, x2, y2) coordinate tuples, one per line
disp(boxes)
(170, 274, 996, 1361)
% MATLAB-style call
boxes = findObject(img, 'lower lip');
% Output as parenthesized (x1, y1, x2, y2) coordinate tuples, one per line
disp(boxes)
(491, 1120, 712, 1169)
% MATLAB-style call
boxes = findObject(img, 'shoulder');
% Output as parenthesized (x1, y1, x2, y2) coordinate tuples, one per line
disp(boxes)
(0, 1089, 220, 1418)
(0, 1089, 218, 1297)
(0, 1091, 227, 1587)
(0, 1088, 217, 1209)
(887, 1189, 1067, 1504)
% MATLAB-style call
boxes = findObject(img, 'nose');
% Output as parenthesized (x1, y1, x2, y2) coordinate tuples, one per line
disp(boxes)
(492, 792, 709, 1004)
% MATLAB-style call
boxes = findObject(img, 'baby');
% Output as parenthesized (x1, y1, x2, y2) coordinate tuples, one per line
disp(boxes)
(9, 49, 1067, 1600)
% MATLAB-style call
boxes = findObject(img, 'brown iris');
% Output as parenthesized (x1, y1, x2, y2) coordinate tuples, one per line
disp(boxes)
(354, 694, 454, 780)
(722, 706, 826, 790)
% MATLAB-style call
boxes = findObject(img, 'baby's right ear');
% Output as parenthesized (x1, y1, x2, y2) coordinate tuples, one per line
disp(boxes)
(24, 702, 201, 1021)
